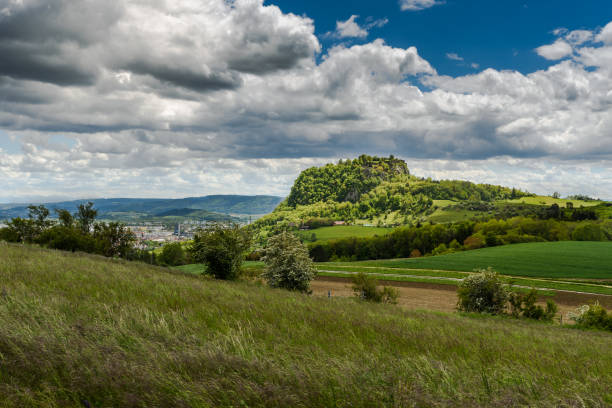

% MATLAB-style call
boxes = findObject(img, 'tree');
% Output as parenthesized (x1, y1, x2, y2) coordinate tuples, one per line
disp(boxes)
(55, 209, 74, 227)
(76, 202, 98, 234)
(93, 222, 135, 258)
(457, 268, 508, 314)
(262, 231, 317, 292)
(189, 223, 252, 280)
(158, 242, 186, 266)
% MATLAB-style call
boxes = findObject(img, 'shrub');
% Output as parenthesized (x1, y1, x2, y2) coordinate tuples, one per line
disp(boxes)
(569, 302, 612, 331)
(189, 223, 252, 280)
(262, 231, 317, 292)
(409, 249, 422, 258)
(508, 289, 557, 321)
(457, 268, 508, 314)
(352, 273, 398, 304)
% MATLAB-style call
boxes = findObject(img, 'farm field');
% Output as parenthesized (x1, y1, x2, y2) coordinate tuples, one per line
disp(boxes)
(323, 241, 612, 280)
(297, 225, 391, 242)
(503, 195, 603, 207)
(1, 243, 611, 407)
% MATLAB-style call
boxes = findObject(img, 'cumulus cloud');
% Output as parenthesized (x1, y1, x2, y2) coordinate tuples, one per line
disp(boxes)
(535, 39, 573, 60)
(0, 2, 612, 200)
(334, 15, 368, 38)
(596, 21, 612, 44)
(329, 15, 388, 39)
(399, 0, 440, 11)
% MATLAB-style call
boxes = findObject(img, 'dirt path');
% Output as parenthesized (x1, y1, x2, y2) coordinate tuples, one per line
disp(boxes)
(312, 276, 612, 317)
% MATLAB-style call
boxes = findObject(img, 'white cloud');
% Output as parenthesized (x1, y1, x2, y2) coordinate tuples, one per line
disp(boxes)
(334, 15, 368, 38)
(446, 53, 463, 61)
(535, 39, 573, 60)
(399, 0, 439, 11)
(565, 29, 593, 45)
(596, 21, 612, 44)
(0, 4, 611, 199)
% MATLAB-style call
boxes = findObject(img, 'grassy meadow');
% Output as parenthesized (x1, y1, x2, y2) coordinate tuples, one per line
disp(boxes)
(325, 241, 612, 280)
(1, 243, 611, 407)
(297, 225, 391, 243)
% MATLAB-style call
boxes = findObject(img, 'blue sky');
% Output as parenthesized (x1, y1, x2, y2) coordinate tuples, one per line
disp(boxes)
(273, 0, 611, 76)
(0, 0, 612, 202)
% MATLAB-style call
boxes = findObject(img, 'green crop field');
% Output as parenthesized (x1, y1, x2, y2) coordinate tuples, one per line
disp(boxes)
(503, 195, 603, 207)
(297, 225, 391, 242)
(1, 242, 611, 407)
(323, 241, 612, 280)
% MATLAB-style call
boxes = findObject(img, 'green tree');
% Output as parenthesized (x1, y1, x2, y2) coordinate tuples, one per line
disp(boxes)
(158, 242, 186, 266)
(55, 209, 74, 227)
(76, 202, 98, 234)
(92, 222, 135, 258)
(189, 223, 252, 280)
(262, 231, 317, 292)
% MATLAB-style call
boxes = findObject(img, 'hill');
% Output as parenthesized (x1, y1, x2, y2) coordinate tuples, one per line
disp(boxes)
(252, 156, 610, 244)
(0, 195, 283, 221)
(1, 243, 611, 407)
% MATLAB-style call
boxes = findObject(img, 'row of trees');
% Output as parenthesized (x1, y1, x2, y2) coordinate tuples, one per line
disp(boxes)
(0, 203, 135, 258)
(308, 217, 612, 262)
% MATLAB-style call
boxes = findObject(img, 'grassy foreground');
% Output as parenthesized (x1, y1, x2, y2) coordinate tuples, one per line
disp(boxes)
(1, 243, 611, 407)
(327, 241, 612, 280)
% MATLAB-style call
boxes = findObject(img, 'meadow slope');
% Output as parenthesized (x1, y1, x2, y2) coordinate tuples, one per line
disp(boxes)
(1, 243, 611, 407)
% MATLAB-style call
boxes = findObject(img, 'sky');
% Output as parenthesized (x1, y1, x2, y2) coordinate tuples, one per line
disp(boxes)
(1, 0, 612, 203)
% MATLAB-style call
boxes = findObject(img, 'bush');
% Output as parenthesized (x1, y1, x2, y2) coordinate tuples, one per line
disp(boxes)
(189, 223, 252, 280)
(262, 231, 317, 292)
(351, 273, 398, 304)
(508, 289, 557, 321)
(457, 268, 508, 314)
(569, 302, 612, 331)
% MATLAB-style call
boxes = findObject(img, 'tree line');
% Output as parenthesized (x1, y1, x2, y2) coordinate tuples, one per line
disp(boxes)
(308, 217, 612, 262)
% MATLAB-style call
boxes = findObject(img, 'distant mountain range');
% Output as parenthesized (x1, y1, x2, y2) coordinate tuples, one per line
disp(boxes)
(0, 195, 284, 221)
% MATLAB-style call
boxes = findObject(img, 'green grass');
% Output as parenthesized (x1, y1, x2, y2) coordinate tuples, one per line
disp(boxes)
(1, 243, 612, 407)
(297, 225, 391, 243)
(177, 261, 265, 275)
(327, 241, 612, 280)
(315, 265, 612, 295)
(503, 195, 603, 207)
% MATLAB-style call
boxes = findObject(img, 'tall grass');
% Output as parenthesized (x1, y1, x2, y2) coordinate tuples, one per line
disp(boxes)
(1, 243, 611, 407)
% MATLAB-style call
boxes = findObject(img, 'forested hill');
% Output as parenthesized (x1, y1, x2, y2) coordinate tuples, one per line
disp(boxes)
(253, 155, 534, 237)
(0, 195, 283, 220)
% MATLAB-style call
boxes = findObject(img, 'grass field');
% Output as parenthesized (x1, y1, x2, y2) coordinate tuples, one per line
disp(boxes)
(1, 242, 611, 407)
(323, 241, 612, 280)
(297, 225, 391, 243)
(503, 195, 603, 207)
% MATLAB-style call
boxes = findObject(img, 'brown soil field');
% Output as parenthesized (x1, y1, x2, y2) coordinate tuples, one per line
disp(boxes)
(312, 276, 612, 319)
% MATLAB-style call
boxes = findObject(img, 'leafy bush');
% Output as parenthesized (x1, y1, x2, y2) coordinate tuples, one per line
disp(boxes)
(457, 268, 508, 314)
(351, 273, 398, 304)
(262, 231, 317, 292)
(508, 289, 557, 321)
(569, 302, 612, 331)
(189, 223, 252, 280)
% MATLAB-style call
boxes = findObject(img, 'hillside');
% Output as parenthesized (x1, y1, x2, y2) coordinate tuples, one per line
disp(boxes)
(252, 156, 610, 244)
(1, 243, 611, 407)
(0, 195, 283, 221)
